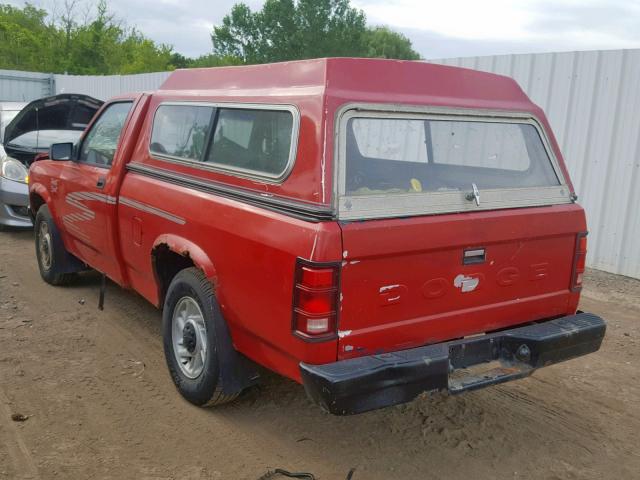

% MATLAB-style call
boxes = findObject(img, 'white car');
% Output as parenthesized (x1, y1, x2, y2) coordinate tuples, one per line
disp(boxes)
(0, 102, 28, 228)
(0, 95, 103, 228)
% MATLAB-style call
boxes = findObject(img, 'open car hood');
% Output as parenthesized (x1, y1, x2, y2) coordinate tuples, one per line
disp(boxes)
(3, 93, 103, 148)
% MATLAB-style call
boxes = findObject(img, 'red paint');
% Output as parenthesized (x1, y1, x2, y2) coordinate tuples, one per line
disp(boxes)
(337, 204, 584, 359)
(29, 58, 586, 384)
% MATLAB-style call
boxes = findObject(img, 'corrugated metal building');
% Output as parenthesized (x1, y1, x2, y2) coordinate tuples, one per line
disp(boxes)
(1, 49, 639, 278)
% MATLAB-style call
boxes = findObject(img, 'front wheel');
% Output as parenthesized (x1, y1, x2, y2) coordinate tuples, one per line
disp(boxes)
(34, 205, 75, 286)
(162, 267, 238, 407)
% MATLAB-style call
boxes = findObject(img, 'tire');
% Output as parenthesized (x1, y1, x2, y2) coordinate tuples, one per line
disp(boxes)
(162, 267, 239, 407)
(34, 205, 75, 286)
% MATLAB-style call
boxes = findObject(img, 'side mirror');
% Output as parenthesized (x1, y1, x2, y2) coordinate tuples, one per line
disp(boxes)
(50, 142, 74, 161)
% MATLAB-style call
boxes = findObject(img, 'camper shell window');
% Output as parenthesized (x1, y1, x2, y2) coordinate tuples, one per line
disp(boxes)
(149, 102, 299, 182)
(337, 106, 572, 220)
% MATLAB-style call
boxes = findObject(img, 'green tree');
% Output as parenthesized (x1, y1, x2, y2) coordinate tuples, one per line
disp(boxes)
(169, 52, 191, 69)
(0, 4, 60, 72)
(186, 54, 244, 68)
(0, 0, 422, 76)
(60, 1, 175, 74)
(0, 1, 181, 74)
(212, 0, 421, 64)
(212, 0, 371, 64)
(366, 26, 421, 60)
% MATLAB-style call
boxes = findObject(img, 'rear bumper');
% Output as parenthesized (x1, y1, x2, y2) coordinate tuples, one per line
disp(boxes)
(0, 177, 32, 228)
(300, 312, 606, 415)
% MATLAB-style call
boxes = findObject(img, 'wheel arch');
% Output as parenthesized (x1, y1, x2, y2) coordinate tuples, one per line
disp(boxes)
(151, 234, 218, 307)
(28, 183, 53, 221)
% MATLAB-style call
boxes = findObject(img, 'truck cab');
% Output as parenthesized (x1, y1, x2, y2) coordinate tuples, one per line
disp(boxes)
(29, 58, 605, 415)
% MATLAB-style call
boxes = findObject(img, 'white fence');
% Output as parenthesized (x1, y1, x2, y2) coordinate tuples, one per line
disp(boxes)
(54, 71, 170, 100)
(0, 70, 169, 102)
(1, 49, 639, 279)
(0, 69, 54, 101)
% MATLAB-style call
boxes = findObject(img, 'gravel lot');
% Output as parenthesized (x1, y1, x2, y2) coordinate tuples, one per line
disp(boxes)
(1, 228, 638, 480)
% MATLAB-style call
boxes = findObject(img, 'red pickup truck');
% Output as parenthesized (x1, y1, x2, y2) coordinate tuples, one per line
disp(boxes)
(29, 58, 605, 415)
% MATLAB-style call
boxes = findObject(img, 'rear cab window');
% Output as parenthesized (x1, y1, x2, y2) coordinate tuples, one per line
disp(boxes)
(149, 103, 298, 181)
(337, 106, 572, 220)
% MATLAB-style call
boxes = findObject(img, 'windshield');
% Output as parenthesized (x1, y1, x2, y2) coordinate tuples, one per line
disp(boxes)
(6, 130, 83, 150)
(1, 110, 20, 142)
(346, 117, 560, 196)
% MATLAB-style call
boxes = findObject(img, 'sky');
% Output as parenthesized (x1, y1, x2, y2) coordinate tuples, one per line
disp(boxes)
(13, 0, 640, 59)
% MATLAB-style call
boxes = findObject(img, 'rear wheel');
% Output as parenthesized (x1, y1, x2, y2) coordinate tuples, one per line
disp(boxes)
(162, 267, 238, 407)
(34, 205, 75, 286)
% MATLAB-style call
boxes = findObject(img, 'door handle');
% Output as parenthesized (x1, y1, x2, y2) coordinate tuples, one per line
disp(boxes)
(96, 177, 105, 189)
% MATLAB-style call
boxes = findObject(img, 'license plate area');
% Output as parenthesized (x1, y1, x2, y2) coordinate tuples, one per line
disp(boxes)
(448, 359, 532, 393)
(446, 334, 534, 393)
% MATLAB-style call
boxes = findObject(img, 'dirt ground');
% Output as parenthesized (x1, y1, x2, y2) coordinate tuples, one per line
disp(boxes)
(0, 228, 638, 480)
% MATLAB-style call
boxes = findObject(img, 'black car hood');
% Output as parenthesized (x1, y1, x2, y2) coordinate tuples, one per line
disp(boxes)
(3, 93, 103, 149)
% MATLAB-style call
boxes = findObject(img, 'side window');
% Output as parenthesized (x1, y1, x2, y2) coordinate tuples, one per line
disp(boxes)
(150, 105, 214, 161)
(206, 108, 294, 177)
(79, 102, 133, 167)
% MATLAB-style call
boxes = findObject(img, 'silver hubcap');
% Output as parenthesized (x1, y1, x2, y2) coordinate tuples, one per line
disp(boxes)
(38, 222, 52, 271)
(171, 297, 208, 379)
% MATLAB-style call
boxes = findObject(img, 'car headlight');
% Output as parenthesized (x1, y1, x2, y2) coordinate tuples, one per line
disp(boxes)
(0, 157, 29, 183)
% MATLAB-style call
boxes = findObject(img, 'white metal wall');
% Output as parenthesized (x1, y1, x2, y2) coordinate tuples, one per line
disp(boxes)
(54, 71, 170, 100)
(431, 50, 640, 279)
(0, 69, 168, 102)
(0, 69, 54, 101)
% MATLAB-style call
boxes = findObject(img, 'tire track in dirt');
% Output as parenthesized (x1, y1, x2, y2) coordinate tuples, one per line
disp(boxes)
(490, 383, 601, 453)
(0, 388, 39, 480)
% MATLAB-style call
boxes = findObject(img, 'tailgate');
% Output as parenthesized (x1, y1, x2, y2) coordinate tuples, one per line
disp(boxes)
(337, 204, 585, 360)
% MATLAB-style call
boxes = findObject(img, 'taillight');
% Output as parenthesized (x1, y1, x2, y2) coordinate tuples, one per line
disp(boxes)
(292, 259, 340, 340)
(571, 232, 588, 291)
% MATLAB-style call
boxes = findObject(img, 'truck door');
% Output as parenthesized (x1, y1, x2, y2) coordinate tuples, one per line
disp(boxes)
(57, 101, 133, 282)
